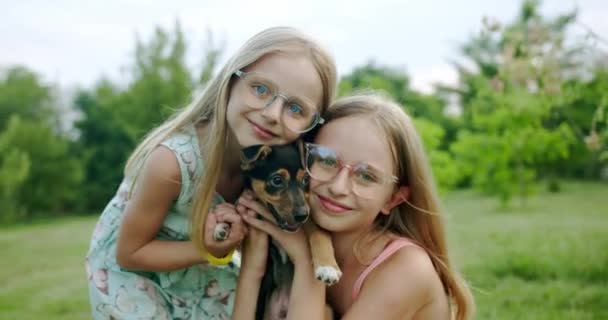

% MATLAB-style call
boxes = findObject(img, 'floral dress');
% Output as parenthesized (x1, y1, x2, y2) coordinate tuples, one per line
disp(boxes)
(86, 126, 238, 319)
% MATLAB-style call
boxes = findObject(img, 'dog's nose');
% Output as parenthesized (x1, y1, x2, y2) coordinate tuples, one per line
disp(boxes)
(293, 207, 309, 223)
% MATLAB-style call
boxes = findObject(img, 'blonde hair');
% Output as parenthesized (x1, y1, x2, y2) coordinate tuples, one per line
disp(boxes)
(123, 26, 337, 254)
(323, 92, 475, 320)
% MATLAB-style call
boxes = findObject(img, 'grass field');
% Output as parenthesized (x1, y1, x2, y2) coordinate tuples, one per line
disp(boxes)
(0, 181, 606, 319)
(445, 181, 608, 319)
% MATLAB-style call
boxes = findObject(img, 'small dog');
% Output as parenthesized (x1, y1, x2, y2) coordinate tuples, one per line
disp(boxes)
(213, 142, 341, 320)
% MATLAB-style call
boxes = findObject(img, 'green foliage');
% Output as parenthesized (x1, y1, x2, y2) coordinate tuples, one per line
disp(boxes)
(446, 0, 592, 204)
(0, 148, 30, 222)
(451, 85, 576, 203)
(413, 118, 462, 191)
(0, 66, 83, 223)
(0, 66, 54, 130)
(577, 70, 608, 173)
(116, 22, 194, 141)
(73, 82, 133, 211)
(0, 116, 83, 222)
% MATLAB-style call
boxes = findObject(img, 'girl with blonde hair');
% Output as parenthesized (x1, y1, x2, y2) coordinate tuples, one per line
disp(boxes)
(86, 26, 337, 319)
(235, 92, 475, 320)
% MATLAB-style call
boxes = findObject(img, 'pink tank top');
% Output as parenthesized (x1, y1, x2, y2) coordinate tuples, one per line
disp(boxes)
(351, 238, 421, 300)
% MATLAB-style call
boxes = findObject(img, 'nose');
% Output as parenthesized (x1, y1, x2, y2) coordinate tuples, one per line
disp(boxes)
(293, 207, 309, 223)
(328, 167, 351, 196)
(261, 96, 283, 123)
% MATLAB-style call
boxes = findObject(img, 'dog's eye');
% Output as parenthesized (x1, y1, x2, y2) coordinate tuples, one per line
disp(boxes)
(301, 174, 310, 187)
(270, 175, 285, 187)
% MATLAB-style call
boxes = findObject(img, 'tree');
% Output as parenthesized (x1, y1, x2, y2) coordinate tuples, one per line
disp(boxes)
(0, 66, 54, 130)
(116, 22, 195, 142)
(0, 115, 83, 222)
(73, 81, 133, 211)
(444, 0, 587, 204)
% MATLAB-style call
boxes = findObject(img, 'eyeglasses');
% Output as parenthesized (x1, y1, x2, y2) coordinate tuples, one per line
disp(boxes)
(304, 143, 399, 199)
(234, 70, 324, 133)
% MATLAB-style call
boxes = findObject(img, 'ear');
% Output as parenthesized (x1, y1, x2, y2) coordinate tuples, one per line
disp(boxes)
(381, 186, 410, 215)
(240, 145, 272, 170)
(296, 140, 306, 168)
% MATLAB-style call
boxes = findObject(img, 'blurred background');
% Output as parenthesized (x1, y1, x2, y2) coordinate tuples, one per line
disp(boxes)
(1, 0, 606, 319)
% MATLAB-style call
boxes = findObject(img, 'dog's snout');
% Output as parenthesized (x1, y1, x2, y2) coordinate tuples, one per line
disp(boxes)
(293, 207, 309, 223)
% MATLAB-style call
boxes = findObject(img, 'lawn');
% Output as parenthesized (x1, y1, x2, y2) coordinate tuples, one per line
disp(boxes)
(445, 181, 608, 319)
(0, 181, 606, 319)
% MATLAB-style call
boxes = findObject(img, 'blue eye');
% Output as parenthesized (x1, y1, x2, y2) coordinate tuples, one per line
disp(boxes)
(354, 168, 380, 185)
(357, 171, 376, 182)
(320, 157, 338, 168)
(253, 85, 269, 96)
(288, 103, 303, 115)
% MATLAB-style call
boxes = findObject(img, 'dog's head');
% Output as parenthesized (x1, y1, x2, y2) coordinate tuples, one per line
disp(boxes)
(241, 142, 309, 232)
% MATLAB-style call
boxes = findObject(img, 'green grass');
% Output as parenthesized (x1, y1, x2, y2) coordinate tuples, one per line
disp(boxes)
(0, 216, 94, 320)
(445, 181, 608, 319)
(0, 181, 606, 319)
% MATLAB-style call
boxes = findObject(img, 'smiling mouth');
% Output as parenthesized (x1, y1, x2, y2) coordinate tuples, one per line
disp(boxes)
(248, 119, 277, 138)
(317, 194, 353, 212)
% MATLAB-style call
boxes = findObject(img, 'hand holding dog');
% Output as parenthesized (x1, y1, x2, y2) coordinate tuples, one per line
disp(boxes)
(203, 203, 248, 259)
(238, 192, 312, 265)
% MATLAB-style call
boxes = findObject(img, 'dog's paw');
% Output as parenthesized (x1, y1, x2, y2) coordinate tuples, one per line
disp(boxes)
(315, 265, 342, 286)
(213, 222, 231, 241)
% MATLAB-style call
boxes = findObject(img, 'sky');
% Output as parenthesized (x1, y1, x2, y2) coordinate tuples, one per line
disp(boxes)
(2, 0, 607, 94)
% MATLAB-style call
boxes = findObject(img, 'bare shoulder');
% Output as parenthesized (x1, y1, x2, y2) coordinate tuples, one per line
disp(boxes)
(346, 245, 449, 319)
(372, 245, 442, 300)
(144, 146, 182, 181)
(129, 146, 182, 208)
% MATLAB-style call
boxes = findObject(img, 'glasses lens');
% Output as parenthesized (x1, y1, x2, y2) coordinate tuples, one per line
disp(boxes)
(240, 72, 320, 133)
(306, 145, 339, 181)
(351, 164, 385, 198)
(282, 101, 319, 133)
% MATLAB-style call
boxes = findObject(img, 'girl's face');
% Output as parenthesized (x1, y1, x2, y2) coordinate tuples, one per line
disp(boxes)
(308, 116, 399, 235)
(226, 53, 323, 147)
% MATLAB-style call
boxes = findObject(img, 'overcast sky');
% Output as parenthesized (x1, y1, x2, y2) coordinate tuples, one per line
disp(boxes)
(2, 0, 607, 93)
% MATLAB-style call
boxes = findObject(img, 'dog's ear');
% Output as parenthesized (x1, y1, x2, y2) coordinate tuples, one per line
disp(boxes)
(241, 145, 272, 171)
(297, 140, 306, 169)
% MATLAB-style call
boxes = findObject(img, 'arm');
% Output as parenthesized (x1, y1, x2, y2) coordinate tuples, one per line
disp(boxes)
(239, 195, 327, 320)
(233, 265, 266, 320)
(232, 194, 269, 320)
(342, 247, 445, 320)
(287, 251, 327, 320)
(115, 146, 203, 271)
